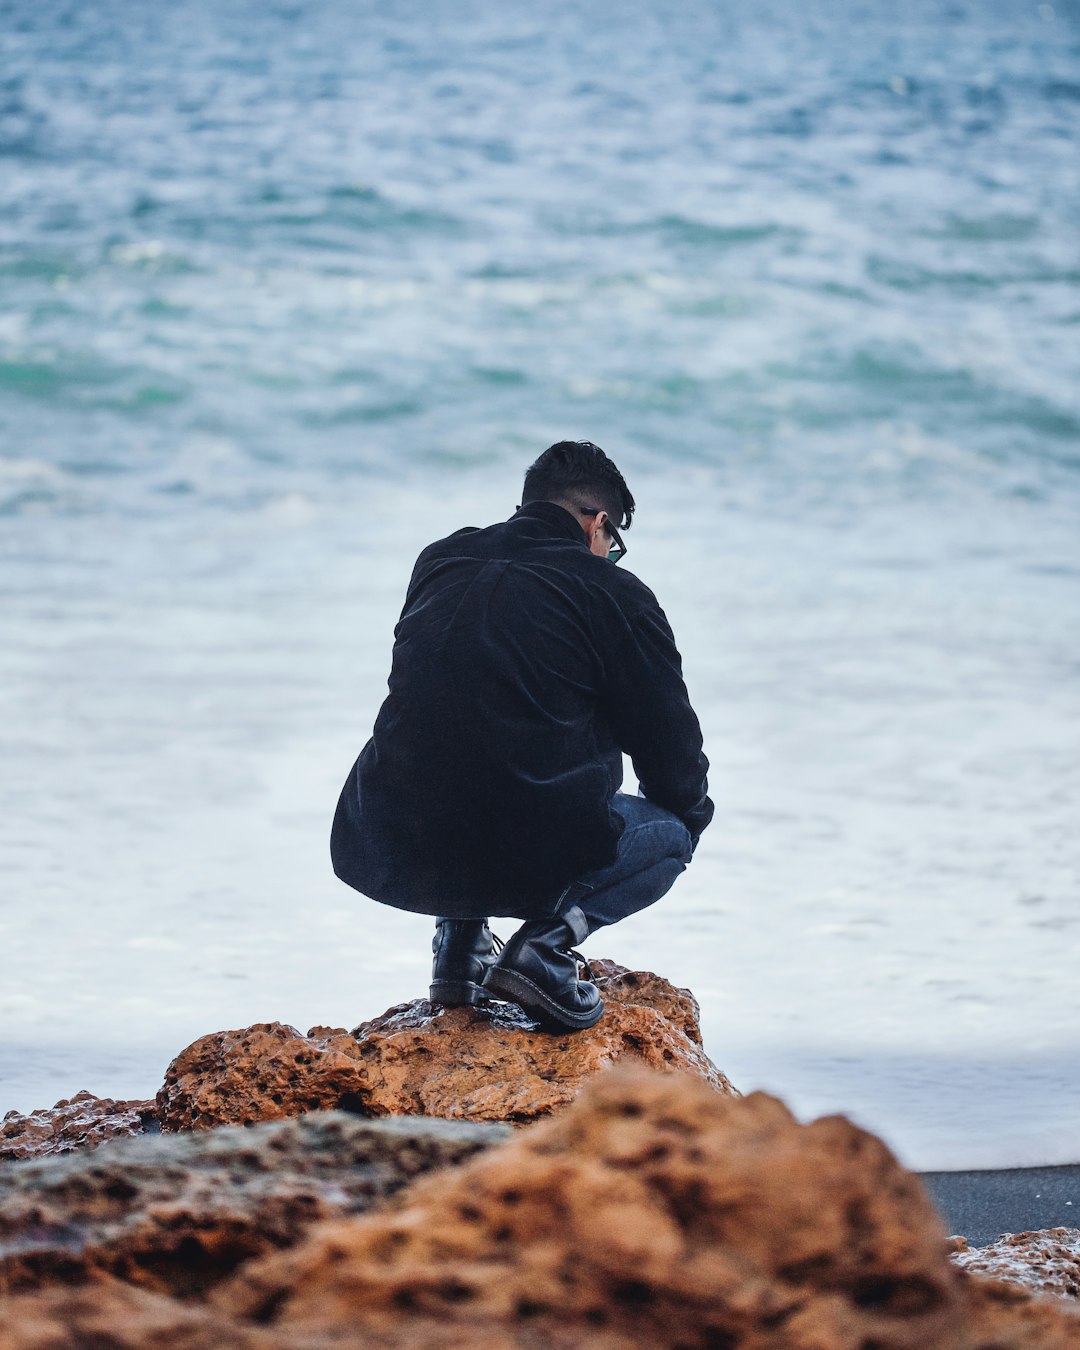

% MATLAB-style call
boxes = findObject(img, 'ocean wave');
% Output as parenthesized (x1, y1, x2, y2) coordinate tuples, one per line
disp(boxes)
(0, 455, 66, 484)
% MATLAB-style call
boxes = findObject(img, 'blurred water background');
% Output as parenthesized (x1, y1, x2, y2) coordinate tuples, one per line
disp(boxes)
(2, 0, 1079, 1167)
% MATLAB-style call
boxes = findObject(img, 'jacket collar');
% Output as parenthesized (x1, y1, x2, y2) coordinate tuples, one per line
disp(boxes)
(512, 500, 589, 548)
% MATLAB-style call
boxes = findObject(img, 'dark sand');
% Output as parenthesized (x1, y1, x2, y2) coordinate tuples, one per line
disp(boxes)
(920, 1166, 1080, 1247)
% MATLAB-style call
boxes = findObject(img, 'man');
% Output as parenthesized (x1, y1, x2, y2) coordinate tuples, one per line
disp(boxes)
(331, 440, 712, 1031)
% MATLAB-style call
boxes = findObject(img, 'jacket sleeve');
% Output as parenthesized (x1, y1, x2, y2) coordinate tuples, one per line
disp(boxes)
(602, 600, 714, 846)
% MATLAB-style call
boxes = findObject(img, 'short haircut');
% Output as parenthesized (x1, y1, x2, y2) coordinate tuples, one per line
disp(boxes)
(521, 440, 636, 530)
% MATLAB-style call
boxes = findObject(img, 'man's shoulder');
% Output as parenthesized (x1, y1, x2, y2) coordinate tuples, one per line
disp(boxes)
(413, 524, 485, 564)
(425, 523, 484, 549)
(587, 554, 663, 617)
(413, 521, 664, 620)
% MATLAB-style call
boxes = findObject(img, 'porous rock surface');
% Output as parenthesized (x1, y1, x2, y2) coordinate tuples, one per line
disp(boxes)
(157, 960, 736, 1131)
(0, 1110, 506, 1297)
(0, 1280, 271, 1350)
(1, 1090, 158, 1162)
(215, 1068, 1079, 1350)
(1, 1068, 1078, 1349)
(953, 1228, 1080, 1300)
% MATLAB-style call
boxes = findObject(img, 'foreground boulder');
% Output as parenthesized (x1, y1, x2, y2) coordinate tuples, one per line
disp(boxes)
(157, 961, 736, 1131)
(0, 1281, 266, 1350)
(0, 1111, 505, 1298)
(220, 1067, 1077, 1349)
(1, 1091, 158, 1162)
(1, 1068, 1077, 1348)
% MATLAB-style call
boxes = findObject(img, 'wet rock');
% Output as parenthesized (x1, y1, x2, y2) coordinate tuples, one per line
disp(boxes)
(157, 960, 737, 1131)
(0, 1109, 506, 1297)
(953, 1228, 1080, 1300)
(216, 1067, 1080, 1349)
(1, 1090, 158, 1162)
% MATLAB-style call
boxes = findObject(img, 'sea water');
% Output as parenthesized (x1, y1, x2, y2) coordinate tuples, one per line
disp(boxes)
(1, 0, 1078, 1169)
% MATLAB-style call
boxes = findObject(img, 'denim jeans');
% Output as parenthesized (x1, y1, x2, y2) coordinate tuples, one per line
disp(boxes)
(434, 793, 692, 932)
(552, 791, 693, 932)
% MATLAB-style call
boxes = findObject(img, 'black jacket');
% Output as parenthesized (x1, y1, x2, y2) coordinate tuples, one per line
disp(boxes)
(331, 501, 713, 919)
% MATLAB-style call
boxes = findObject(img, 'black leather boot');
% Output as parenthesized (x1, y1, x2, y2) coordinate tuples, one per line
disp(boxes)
(429, 919, 498, 1006)
(483, 905, 604, 1032)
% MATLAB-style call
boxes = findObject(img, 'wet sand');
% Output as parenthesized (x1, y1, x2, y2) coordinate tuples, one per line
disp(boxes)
(921, 1165, 1080, 1247)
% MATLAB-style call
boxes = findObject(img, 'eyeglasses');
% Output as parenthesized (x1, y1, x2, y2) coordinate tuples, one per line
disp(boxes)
(605, 519, 627, 564)
(583, 506, 627, 564)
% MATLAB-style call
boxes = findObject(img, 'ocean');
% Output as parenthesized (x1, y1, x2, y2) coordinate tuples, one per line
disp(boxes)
(1, 0, 1078, 1168)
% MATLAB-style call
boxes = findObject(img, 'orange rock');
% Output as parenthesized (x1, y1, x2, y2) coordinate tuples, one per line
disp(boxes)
(0, 1090, 157, 1162)
(0, 1277, 272, 1349)
(960, 1272, 1080, 1349)
(156, 961, 737, 1132)
(215, 1067, 1080, 1349)
(2, 1069, 1077, 1349)
(156, 1021, 369, 1131)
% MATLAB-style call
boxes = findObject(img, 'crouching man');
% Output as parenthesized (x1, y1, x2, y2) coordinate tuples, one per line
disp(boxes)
(331, 439, 713, 1031)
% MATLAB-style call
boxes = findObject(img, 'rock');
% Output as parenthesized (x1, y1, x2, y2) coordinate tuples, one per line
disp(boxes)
(215, 1067, 1080, 1349)
(590, 959, 709, 1043)
(953, 1228, 1080, 1300)
(960, 1273, 1080, 1349)
(157, 960, 737, 1131)
(0, 1279, 271, 1350)
(1, 1090, 158, 1162)
(0, 1110, 506, 1297)
(2, 1068, 1077, 1349)
(156, 1021, 367, 1132)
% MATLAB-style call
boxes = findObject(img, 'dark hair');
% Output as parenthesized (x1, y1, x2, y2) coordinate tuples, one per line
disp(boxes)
(521, 440, 635, 530)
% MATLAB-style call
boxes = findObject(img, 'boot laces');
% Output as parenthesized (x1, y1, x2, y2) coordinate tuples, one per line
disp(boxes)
(567, 948, 593, 980)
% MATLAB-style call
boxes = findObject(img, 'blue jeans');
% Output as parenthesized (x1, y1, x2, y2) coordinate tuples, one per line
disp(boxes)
(551, 792, 693, 932)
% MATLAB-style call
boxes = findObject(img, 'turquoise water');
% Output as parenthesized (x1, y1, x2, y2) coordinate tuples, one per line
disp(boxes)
(2, 1, 1079, 1166)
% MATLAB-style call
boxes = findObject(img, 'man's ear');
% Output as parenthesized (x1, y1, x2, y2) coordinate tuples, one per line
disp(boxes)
(583, 509, 609, 556)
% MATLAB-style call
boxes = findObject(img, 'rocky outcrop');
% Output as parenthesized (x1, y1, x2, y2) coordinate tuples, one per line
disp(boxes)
(6, 1266, 1076, 1350)
(222, 1072, 1080, 1349)
(5, 973, 1078, 1349)
(212, 1068, 989, 1347)
(960, 1276, 1080, 1349)
(0, 1110, 506, 1297)
(1, 1068, 1077, 1349)
(1, 1090, 158, 1162)
(0, 1280, 269, 1350)
(157, 961, 736, 1131)
(953, 1228, 1080, 1300)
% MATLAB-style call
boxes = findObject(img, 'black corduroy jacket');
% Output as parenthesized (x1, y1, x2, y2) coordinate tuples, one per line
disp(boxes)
(330, 501, 713, 919)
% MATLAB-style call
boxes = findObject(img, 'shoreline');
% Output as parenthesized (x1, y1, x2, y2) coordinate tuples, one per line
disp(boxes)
(922, 1165, 1080, 1248)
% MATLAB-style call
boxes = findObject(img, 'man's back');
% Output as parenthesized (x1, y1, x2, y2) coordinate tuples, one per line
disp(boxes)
(331, 500, 711, 918)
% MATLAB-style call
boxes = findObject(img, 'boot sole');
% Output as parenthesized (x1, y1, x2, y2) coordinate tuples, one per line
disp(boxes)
(483, 966, 605, 1032)
(429, 980, 488, 1007)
